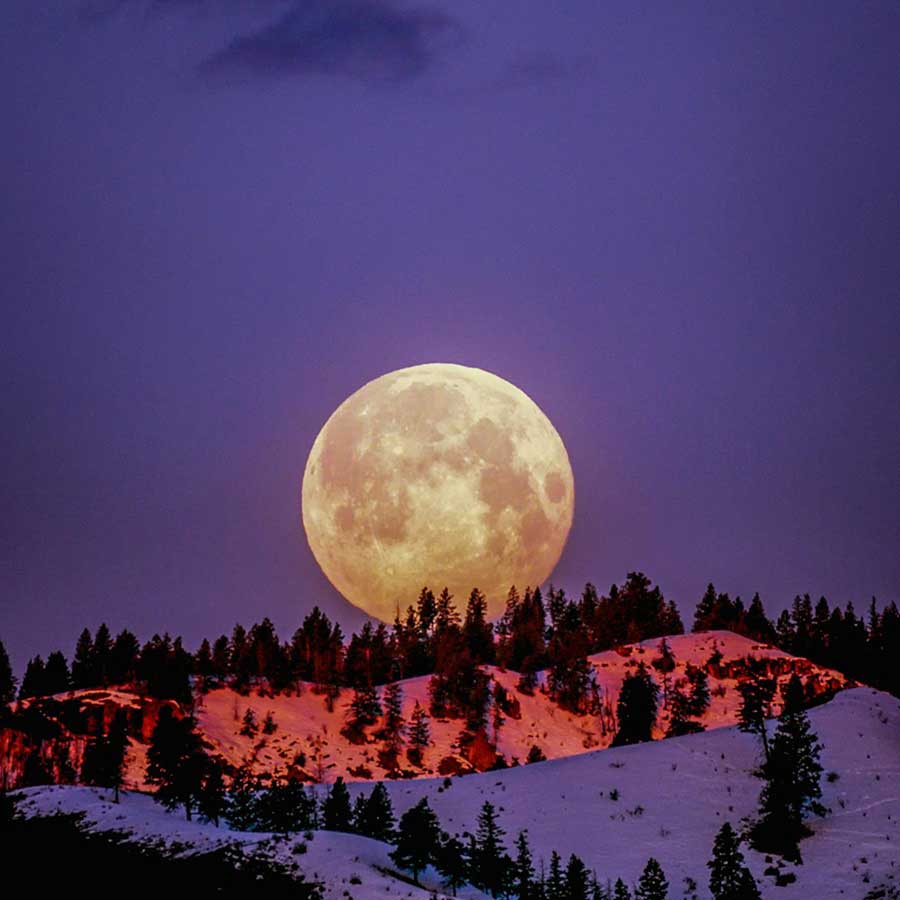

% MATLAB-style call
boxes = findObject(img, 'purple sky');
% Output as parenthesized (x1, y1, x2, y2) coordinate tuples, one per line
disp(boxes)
(2, 2, 899, 672)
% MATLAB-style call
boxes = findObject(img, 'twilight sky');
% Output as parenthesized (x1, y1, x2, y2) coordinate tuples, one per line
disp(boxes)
(2, 1, 899, 671)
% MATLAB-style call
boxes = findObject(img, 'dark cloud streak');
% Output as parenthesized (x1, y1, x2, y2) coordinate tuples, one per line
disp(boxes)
(200, 0, 463, 83)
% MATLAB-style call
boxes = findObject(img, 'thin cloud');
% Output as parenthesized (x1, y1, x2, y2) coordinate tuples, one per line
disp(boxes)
(200, 0, 464, 83)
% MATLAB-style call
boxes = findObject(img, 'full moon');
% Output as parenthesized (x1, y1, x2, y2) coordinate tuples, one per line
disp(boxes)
(301, 363, 574, 622)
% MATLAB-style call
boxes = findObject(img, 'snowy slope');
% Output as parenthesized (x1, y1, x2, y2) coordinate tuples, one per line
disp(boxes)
(13, 784, 490, 900)
(369, 687, 900, 898)
(15, 685, 898, 898)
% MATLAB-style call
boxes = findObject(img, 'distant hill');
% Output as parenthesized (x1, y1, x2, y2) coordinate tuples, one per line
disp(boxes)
(3, 631, 847, 791)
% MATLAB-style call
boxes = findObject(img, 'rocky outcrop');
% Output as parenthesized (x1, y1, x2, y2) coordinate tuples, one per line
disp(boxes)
(0, 690, 185, 791)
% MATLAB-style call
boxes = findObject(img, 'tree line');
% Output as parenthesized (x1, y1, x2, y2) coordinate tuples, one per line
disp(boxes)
(3, 573, 897, 717)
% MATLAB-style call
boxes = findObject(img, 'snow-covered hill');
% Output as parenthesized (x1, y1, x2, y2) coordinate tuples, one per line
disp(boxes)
(2, 631, 848, 791)
(192, 631, 846, 786)
(14, 686, 900, 899)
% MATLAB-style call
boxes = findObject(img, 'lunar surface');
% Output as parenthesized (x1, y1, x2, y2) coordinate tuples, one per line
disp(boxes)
(301, 363, 574, 622)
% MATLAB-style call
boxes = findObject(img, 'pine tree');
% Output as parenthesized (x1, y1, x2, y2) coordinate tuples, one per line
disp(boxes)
(436, 832, 468, 897)
(651, 639, 676, 675)
(359, 782, 396, 842)
(211, 635, 230, 681)
(19, 656, 47, 699)
(105, 708, 129, 801)
(407, 700, 431, 765)
(464, 588, 494, 663)
(379, 681, 405, 766)
(197, 756, 227, 827)
(666, 684, 704, 737)
(635, 858, 668, 899)
(262, 777, 317, 832)
(72, 627, 97, 689)
(322, 777, 353, 831)
(737, 673, 775, 760)
(417, 587, 438, 638)
(472, 801, 510, 897)
(708, 822, 760, 899)
(513, 830, 536, 900)
(43, 650, 70, 694)
(751, 675, 825, 859)
(145, 708, 207, 820)
(345, 682, 382, 736)
(547, 850, 565, 900)
(93, 623, 113, 686)
(225, 764, 260, 830)
(613, 879, 632, 900)
(391, 797, 442, 884)
(0, 639, 16, 704)
(109, 628, 141, 685)
(693, 584, 719, 632)
(239, 707, 258, 737)
(685, 664, 710, 717)
(194, 638, 214, 691)
(566, 854, 591, 900)
(612, 662, 658, 746)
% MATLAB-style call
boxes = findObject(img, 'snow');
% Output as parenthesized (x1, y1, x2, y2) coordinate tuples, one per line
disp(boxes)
(189, 631, 846, 787)
(370, 686, 900, 898)
(15, 686, 899, 898)
(13, 631, 891, 897)
(13, 785, 489, 900)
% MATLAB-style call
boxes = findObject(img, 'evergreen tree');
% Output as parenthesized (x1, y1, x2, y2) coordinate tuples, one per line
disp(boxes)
(351, 792, 368, 833)
(345, 682, 381, 737)
(612, 662, 659, 746)
(417, 587, 438, 638)
(44, 650, 70, 694)
(194, 638, 214, 691)
(257, 776, 317, 833)
(463, 588, 494, 663)
(197, 756, 227, 827)
(744, 594, 773, 642)
(613, 879, 632, 900)
(93, 623, 113, 686)
(693, 584, 719, 632)
(651, 639, 676, 675)
(471, 801, 510, 897)
(390, 797, 442, 885)
(358, 782, 396, 842)
(666, 684, 704, 737)
(407, 700, 431, 765)
(145, 707, 207, 820)
(436, 832, 468, 897)
(750, 675, 825, 858)
(211, 635, 231, 682)
(19, 656, 47, 699)
(566, 854, 591, 900)
(513, 830, 536, 900)
(225, 765, 260, 831)
(379, 681, 405, 748)
(737, 672, 775, 760)
(0, 639, 16, 704)
(239, 707, 258, 737)
(546, 850, 565, 900)
(635, 858, 668, 899)
(109, 629, 141, 685)
(708, 822, 760, 899)
(322, 777, 353, 831)
(105, 708, 129, 802)
(685, 664, 710, 717)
